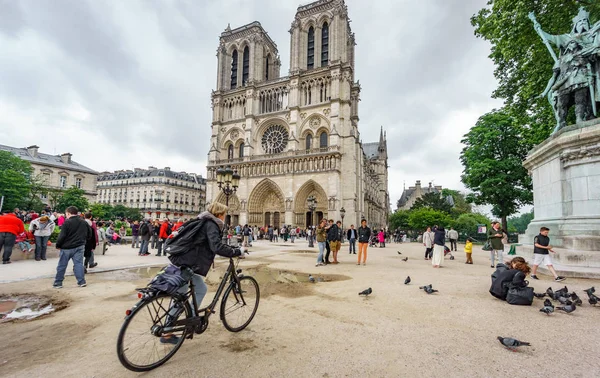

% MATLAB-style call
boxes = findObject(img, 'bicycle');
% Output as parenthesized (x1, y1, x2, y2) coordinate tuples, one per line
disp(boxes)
(116, 254, 259, 372)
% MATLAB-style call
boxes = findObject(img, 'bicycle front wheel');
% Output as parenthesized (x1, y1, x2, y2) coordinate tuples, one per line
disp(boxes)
(220, 276, 260, 332)
(117, 294, 191, 372)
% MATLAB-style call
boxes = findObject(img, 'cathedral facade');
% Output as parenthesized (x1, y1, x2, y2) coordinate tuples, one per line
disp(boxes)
(206, 0, 389, 230)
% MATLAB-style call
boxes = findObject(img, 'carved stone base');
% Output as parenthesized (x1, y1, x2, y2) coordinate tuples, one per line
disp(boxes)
(518, 118, 600, 270)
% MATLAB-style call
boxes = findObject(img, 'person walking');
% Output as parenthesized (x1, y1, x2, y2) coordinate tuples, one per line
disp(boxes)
(29, 215, 55, 261)
(315, 219, 328, 267)
(150, 220, 160, 249)
(432, 226, 446, 268)
(448, 227, 459, 252)
(0, 210, 25, 264)
(131, 221, 140, 249)
(157, 219, 169, 256)
(326, 220, 341, 264)
(139, 220, 152, 256)
(357, 219, 371, 266)
(347, 224, 357, 254)
(378, 229, 385, 248)
(97, 221, 109, 255)
(290, 226, 296, 243)
(529, 227, 566, 282)
(464, 237, 473, 264)
(83, 213, 98, 270)
(423, 227, 434, 260)
(487, 221, 504, 268)
(53, 206, 92, 288)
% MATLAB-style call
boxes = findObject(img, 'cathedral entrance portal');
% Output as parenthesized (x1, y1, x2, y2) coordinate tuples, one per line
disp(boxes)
(248, 179, 285, 227)
(294, 180, 328, 228)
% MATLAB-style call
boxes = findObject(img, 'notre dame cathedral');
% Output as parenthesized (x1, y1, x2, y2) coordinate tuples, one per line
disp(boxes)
(206, 0, 389, 230)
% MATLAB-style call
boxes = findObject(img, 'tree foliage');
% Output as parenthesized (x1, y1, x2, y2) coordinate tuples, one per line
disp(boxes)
(471, 0, 600, 144)
(453, 212, 492, 242)
(88, 203, 143, 221)
(508, 210, 535, 234)
(389, 210, 411, 231)
(408, 208, 453, 232)
(441, 188, 472, 216)
(461, 109, 533, 231)
(410, 192, 453, 214)
(55, 187, 90, 213)
(0, 151, 33, 211)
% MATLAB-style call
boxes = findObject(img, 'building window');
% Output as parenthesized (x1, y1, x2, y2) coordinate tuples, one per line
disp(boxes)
(41, 192, 48, 200)
(75, 178, 82, 189)
(59, 176, 67, 188)
(239, 143, 245, 158)
(321, 22, 329, 67)
(231, 50, 238, 89)
(228, 145, 234, 160)
(42, 173, 51, 184)
(265, 54, 270, 80)
(242, 46, 250, 85)
(307, 27, 315, 69)
(320, 132, 328, 148)
(306, 134, 312, 150)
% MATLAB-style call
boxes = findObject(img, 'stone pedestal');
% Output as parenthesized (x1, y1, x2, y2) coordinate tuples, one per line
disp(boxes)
(518, 119, 600, 269)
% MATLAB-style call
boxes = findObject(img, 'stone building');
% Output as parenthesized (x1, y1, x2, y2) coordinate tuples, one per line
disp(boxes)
(0, 144, 98, 204)
(206, 0, 389, 230)
(397, 181, 443, 210)
(96, 167, 206, 220)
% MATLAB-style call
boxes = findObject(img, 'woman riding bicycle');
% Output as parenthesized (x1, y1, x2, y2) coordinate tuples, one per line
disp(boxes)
(164, 202, 244, 343)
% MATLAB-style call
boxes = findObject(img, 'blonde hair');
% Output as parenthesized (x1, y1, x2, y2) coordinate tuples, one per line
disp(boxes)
(207, 202, 228, 217)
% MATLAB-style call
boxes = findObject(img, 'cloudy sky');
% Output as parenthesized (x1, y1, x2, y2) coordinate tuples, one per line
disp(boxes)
(0, 0, 501, 208)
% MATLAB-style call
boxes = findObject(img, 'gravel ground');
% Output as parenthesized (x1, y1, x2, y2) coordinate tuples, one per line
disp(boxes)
(0, 241, 599, 378)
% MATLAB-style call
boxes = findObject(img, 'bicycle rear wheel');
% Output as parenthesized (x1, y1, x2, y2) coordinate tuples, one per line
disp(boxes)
(117, 294, 191, 372)
(220, 276, 260, 332)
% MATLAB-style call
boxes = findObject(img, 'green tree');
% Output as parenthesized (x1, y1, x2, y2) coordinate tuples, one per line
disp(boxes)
(0, 150, 33, 211)
(454, 212, 492, 242)
(471, 1, 600, 144)
(441, 188, 472, 216)
(460, 109, 533, 231)
(89, 203, 113, 220)
(55, 187, 89, 213)
(508, 210, 535, 234)
(410, 192, 453, 214)
(389, 210, 410, 231)
(408, 208, 453, 232)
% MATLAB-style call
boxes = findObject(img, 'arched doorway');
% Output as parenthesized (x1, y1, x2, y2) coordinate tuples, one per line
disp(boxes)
(294, 180, 328, 228)
(215, 192, 241, 227)
(248, 179, 285, 228)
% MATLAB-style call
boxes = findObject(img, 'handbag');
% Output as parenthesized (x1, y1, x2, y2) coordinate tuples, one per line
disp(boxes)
(506, 285, 534, 306)
(482, 240, 492, 251)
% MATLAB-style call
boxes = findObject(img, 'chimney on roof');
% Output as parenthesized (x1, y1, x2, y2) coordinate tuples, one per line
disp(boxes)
(164, 167, 171, 171)
(148, 166, 157, 170)
(134, 168, 142, 172)
(415, 180, 421, 189)
(26, 145, 39, 158)
(60, 152, 72, 164)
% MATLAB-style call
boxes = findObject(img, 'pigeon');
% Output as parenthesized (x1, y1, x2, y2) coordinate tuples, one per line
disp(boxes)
(540, 299, 554, 315)
(557, 296, 573, 306)
(556, 286, 569, 295)
(308, 275, 315, 283)
(397, 251, 402, 255)
(359, 288, 372, 296)
(556, 303, 576, 314)
(533, 292, 546, 299)
(419, 284, 432, 291)
(546, 287, 554, 298)
(584, 287, 596, 297)
(424, 286, 438, 294)
(588, 294, 598, 306)
(497, 337, 531, 350)
(401, 257, 408, 262)
(569, 293, 582, 306)
(404, 276, 411, 285)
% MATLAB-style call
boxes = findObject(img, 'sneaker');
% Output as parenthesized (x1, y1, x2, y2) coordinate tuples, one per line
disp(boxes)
(160, 336, 180, 345)
(315, 263, 323, 267)
(530, 275, 539, 280)
(78, 283, 87, 287)
(89, 263, 98, 268)
(53, 284, 63, 289)
(490, 265, 494, 268)
(555, 276, 566, 282)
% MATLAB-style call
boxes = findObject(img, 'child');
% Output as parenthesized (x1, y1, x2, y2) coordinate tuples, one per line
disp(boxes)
(464, 238, 473, 264)
(16, 231, 34, 253)
(530, 227, 565, 282)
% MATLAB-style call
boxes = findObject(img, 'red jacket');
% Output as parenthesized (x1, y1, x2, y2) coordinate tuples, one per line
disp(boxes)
(0, 214, 26, 235)
(159, 222, 170, 239)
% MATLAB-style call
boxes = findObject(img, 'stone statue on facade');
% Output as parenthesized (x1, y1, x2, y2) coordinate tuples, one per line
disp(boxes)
(529, 7, 600, 134)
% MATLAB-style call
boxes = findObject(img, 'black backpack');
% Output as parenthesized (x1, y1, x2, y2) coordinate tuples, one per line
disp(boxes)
(164, 218, 205, 256)
(166, 223, 173, 236)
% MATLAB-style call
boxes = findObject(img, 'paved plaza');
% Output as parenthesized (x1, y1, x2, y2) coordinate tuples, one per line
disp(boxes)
(1, 240, 600, 378)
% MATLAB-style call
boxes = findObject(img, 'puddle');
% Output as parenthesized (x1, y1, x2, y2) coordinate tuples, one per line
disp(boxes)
(290, 250, 318, 254)
(0, 294, 67, 323)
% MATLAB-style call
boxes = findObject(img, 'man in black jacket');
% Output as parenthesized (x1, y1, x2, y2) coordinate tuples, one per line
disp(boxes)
(53, 206, 92, 288)
(138, 220, 152, 256)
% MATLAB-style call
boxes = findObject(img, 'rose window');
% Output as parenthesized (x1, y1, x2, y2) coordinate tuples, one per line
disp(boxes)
(261, 125, 288, 154)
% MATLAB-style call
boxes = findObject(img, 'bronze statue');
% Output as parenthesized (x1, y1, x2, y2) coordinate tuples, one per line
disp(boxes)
(530, 8, 600, 134)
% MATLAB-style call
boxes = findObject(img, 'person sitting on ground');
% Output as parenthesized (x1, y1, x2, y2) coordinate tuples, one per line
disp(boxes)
(489, 257, 530, 300)
(16, 230, 34, 254)
(164, 202, 244, 344)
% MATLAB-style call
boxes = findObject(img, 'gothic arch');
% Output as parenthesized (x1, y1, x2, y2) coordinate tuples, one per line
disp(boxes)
(302, 19, 317, 32)
(253, 117, 289, 143)
(215, 192, 241, 214)
(221, 127, 244, 148)
(247, 178, 285, 226)
(227, 44, 239, 56)
(293, 179, 328, 227)
(299, 114, 330, 137)
(317, 14, 332, 28)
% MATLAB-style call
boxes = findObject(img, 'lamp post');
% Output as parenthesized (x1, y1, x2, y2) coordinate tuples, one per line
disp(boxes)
(340, 207, 346, 242)
(307, 195, 317, 248)
(216, 165, 240, 247)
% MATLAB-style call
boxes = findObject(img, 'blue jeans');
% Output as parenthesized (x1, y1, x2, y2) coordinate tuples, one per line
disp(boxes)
(35, 235, 50, 259)
(317, 241, 326, 264)
(139, 239, 149, 254)
(1, 232, 17, 262)
(349, 238, 356, 253)
(170, 274, 207, 317)
(54, 245, 86, 286)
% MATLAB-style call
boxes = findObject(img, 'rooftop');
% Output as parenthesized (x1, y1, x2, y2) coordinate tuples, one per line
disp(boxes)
(0, 144, 97, 174)
(97, 167, 203, 183)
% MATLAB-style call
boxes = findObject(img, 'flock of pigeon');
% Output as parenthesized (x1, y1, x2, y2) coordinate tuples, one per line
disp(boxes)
(537, 286, 598, 315)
